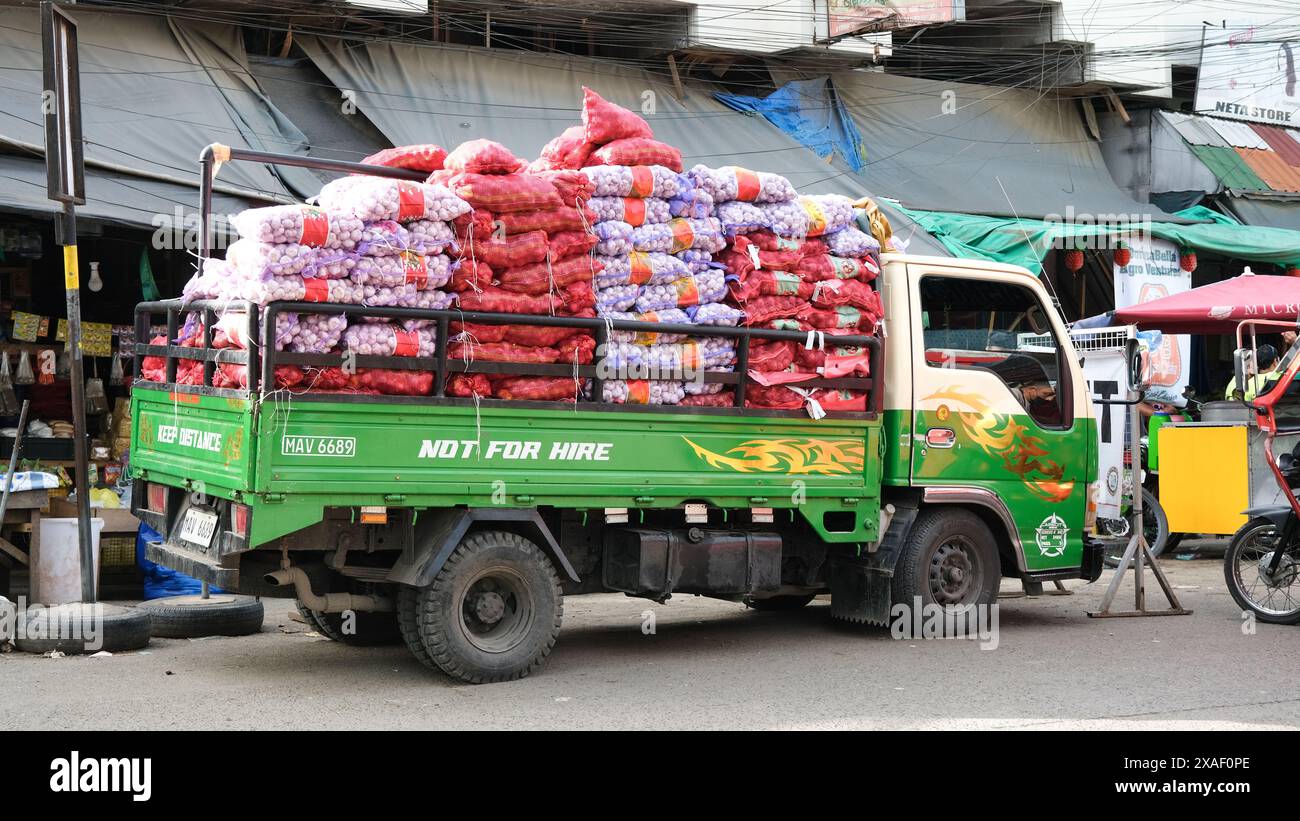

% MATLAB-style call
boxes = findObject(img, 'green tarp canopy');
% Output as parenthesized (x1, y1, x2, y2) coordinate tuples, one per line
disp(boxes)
(897, 205, 1300, 274)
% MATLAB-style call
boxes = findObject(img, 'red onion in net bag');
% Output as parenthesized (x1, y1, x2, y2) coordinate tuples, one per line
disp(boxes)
(286, 313, 347, 353)
(823, 226, 881, 257)
(594, 283, 640, 313)
(404, 220, 456, 255)
(493, 376, 585, 401)
(582, 87, 654, 144)
(448, 341, 561, 364)
(231, 205, 364, 250)
(443, 139, 523, 175)
(588, 196, 670, 226)
(714, 200, 769, 235)
(237, 275, 364, 305)
(537, 127, 597, 172)
(344, 323, 437, 357)
(600, 379, 684, 405)
(436, 172, 563, 214)
(496, 256, 600, 295)
(494, 206, 596, 236)
(634, 270, 725, 312)
(585, 138, 683, 173)
(581, 165, 684, 199)
(531, 169, 593, 205)
(470, 231, 548, 269)
(604, 309, 691, 344)
(594, 252, 690, 287)
(593, 221, 634, 255)
(317, 176, 469, 223)
(795, 254, 879, 282)
(687, 165, 795, 203)
(352, 253, 453, 290)
(225, 238, 316, 278)
(362, 144, 447, 173)
(549, 230, 598, 260)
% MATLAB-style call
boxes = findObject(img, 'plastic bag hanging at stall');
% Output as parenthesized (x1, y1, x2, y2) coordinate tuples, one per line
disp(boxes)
(0, 354, 17, 416)
(109, 351, 125, 386)
(15, 350, 34, 385)
(85, 376, 109, 415)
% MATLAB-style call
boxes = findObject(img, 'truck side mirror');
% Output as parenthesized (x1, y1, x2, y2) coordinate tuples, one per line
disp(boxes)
(1233, 347, 1255, 399)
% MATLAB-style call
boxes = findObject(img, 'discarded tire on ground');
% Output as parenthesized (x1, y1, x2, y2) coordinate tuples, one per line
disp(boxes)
(138, 594, 265, 639)
(14, 603, 151, 654)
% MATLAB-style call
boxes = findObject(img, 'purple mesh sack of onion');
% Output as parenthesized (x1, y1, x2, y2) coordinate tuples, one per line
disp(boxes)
(352, 253, 454, 290)
(605, 308, 690, 344)
(686, 165, 796, 204)
(404, 220, 457, 255)
(593, 220, 634, 256)
(687, 302, 745, 327)
(682, 380, 725, 396)
(230, 205, 364, 250)
(823, 225, 881, 257)
(600, 379, 685, 405)
(354, 220, 409, 257)
(595, 284, 640, 313)
(316, 176, 469, 223)
(286, 313, 347, 353)
(581, 165, 685, 199)
(673, 249, 715, 274)
(343, 323, 437, 357)
(668, 188, 714, 219)
(628, 223, 675, 253)
(182, 261, 229, 301)
(594, 252, 690, 287)
(588, 196, 671, 225)
(668, 217, 726, 253)
(713, 200, 769, 235)
(596, 341, 646, 370)
(211, 308, 298, 350)
(224, 238, 317, 279)
(634, 269, 726, 312)
(302, 249, 360, 280)
(236, 275, 363, 305)
(356, 290, 456, 326)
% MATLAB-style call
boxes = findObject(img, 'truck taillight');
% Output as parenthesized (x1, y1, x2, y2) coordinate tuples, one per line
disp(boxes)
(147, 483, 167, 514)
(1085, 484, 1099, 532)
(232, 503, 251, 539)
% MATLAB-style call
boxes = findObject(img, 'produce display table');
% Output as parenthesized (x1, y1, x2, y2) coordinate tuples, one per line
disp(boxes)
(0, 488, 49, 598)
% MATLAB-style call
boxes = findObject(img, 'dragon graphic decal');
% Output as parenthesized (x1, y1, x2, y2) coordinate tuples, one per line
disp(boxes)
(683, 437, 864, 475)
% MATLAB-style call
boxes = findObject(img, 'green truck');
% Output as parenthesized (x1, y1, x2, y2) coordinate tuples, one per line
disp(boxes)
(131, 251, 1103, 683)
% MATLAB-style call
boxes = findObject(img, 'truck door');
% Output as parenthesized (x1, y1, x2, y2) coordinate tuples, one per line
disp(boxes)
(907, 265, 1091, 573)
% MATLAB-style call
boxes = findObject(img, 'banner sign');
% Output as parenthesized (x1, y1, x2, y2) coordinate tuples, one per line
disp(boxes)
(1115, 237, 1191, 404)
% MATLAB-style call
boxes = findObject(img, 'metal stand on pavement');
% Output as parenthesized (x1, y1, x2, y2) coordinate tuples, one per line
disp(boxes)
(1087, 400, 1192, 618)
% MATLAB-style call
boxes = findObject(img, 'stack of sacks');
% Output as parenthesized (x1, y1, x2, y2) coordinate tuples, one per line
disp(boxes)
(533, 89, 739, 406)
(432, 139, 600, 402)
(167, 161, 471, 395)
(698, 165, 886, 413)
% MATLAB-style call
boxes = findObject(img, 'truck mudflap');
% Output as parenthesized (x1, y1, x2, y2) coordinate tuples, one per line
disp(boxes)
(1080, 534, 1106, 583)
(828, 503, 918, 626)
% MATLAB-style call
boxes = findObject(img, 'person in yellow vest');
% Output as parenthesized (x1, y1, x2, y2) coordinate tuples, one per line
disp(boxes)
(1226, 344, 1279, 400)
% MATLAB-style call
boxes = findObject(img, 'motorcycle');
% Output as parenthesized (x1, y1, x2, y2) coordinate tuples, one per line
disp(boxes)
(1224, 325, 1300, 624)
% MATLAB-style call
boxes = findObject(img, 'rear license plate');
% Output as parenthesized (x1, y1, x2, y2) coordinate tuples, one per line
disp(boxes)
(179, 508, 219, 548)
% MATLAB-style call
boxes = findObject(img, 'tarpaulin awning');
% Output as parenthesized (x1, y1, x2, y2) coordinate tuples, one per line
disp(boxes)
(897, 206, 1300, 275)
(1108, 272, 1300, 334)
(714, 78, 867, 172)
(830, 72, 1187, 223)
(293, 36, 950, 256)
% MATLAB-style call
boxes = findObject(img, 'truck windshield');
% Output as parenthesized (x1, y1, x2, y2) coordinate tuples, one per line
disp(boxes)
(920, 276, 1067, 429)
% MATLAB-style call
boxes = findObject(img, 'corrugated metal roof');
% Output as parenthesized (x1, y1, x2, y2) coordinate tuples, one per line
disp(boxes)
(1204, 116, 1271, 149)
(1236, 148, 1300, 193)
(1189, 145, 1268, 190)
(1252, 124, 1300, 167)
(1162, 111, 1229, 148)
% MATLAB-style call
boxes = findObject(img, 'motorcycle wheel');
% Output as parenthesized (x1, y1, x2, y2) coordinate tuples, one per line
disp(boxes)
(1103, 488, 1170, 569)
(1224, 518, 1300, 624)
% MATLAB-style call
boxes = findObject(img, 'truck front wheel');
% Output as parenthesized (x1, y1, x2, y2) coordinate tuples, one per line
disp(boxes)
(413, 530, 563, 684)
(891, 509, 999, 611)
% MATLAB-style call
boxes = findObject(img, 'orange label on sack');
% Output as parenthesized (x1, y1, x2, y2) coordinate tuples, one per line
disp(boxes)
(799, 197, 827, 236)
(396, 181, 425, 221)
(622, 198, 647, 227)
(302, 277, 329, 303)
(393, 329, 418, 357)
(628, 252, 653, 285)
(734, 167, 761, 201)
(300, 206, 330, 247)
(401, 251, 428, 287)
(668, 218, 695, 253)
(629, 166, 654, 198)
(634, 310, 660, 345)
(627, 380, 650, 404)
(674, 275, 700, 308)
(680, 341, 701, 371)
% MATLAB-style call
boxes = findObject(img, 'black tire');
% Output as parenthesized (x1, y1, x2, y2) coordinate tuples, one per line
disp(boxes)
(415, 530, 563, 684)
(295, 600, 337, 638)
(1104, 488, 1171, 568)
(138, 594, 264, 639)
(15, 603, 151, 655)
(1224, 518, 1300, 625)
(744, 593, 816, 611)
(298, 603, 402, 646)
(889, 508, 999, 614)
(397, 585, 436, 669)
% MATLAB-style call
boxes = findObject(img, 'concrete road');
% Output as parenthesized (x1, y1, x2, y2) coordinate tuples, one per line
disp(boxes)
(3, 551, 1298, 730)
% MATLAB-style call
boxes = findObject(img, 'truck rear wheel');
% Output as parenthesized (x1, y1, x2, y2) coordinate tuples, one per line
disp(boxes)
(892, 508, 999, 612)
(414, 530, 563, 684)
(296, 602, 402, 646)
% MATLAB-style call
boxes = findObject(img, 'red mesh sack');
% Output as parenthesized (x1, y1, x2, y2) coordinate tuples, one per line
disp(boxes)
(497, 255, 601, 295)
(349, 369, 433, 396)
(496, 205, 595, 236)
(795, 254, 880, 283)
(555, 333, 596, 364)
(746, 230, 827, 256)
(585, 138, 682, 172)
(532, 169, 594, 206)
(537, 126, 596, 171)
(582, 87, 654, 144)
(493, 376, 583, 401)
(740, 295, 810, 325)
(361, 144, 446, 173)
(447, 374, 492, 397)
(457, 287, 555, 315)
(729, 270, 815, 303)
(449, 260, 494, 293)
(811, 388, 867, 411)
(731, 234, 807, 272)
(501, 325, 583, 347)
(448, 341, 561, 364)
(810, 278, 880, 311)
(745, 384, 805, 410)
(803, 304, 881, 331)
(549, 229, 598, 260)
(681, 392, 735, 407)
(748, 339, 795, 371)
(558, 281, 596, 314)
(436, 172, 562, 214)
(216, 363, 304, 390)
(443, 139, 523, 174)
(471, 231, 548, 269)
(451, 322, 508, 343)
(452, 209, 496, 245)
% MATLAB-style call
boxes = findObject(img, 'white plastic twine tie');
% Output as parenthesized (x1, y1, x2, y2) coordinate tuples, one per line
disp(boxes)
(803, 330, 825, 351)
(472, 391, 483, 460)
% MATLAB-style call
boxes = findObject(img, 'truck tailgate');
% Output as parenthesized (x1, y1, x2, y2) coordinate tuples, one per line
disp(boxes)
(132, 388, 255, 496)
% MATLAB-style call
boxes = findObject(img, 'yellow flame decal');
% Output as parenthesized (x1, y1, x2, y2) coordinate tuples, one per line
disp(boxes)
(684, 437, 864, 475)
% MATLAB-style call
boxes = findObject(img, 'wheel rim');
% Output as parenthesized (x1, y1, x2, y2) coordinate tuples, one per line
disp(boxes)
(928, 536, 982, 605)
(456, 566, 536, 654)
(1232, 526, 1300, 617)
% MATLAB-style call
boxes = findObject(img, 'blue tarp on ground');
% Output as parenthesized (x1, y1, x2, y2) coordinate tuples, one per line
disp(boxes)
(715, 78, 867, 172)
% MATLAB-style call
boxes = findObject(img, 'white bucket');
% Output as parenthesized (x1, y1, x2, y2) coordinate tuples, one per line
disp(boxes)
(35, 518, 105, 605)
